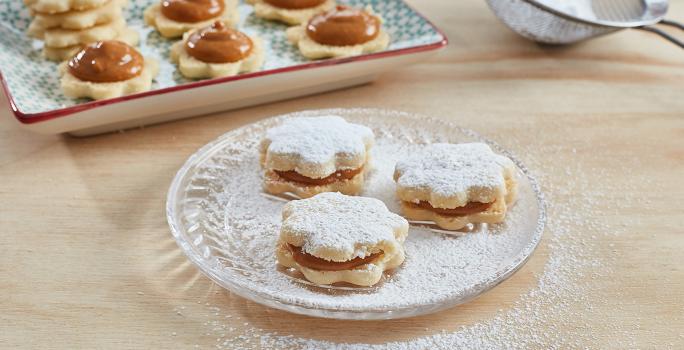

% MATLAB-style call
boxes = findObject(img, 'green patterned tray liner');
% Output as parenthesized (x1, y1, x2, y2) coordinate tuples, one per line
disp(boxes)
(0, 0, 443, 115)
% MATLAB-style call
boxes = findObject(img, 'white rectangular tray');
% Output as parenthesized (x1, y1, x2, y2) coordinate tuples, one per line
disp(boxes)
(0, 0, 447, 135)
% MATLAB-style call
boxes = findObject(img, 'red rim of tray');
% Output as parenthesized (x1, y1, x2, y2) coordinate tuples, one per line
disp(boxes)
(1, 2, 447, 124)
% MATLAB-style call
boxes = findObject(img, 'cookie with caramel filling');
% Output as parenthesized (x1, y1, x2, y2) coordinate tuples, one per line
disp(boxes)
(245, 0, 335, 25)
(259, 116, 374, 199)
(286, 5, 389, 59)
(170, 21, 264, 79)
(393, 143, 518, 231)
(58, 40, 159, 100)
(276, 192, 409, 286)
(144, 0, 239, 38)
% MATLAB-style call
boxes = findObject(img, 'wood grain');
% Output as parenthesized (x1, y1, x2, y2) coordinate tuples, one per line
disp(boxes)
(1, 1, 683, 348)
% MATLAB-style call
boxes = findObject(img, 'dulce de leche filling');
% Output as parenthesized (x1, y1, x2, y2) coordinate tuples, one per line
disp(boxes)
(306, 5, 380, 46)
(68, 40, 144, 83)
(287, 244, 381, 271)
(264, 0, 326, 10)
(407, 200, 494, 216)
(161, 0, 224, 23)
(185, 21, 253, 63)
(275, 167, 362, 186)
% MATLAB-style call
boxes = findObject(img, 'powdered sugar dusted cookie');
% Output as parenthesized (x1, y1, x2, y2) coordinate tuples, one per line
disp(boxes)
(144, 0, 239, 38)
(394, 143, 518, 231)
(276, 192, 409, 286)
(25, 0, 108, 14)
(29, 0, 127, 31)
(245, 0, 335, 25)
(286, 5, 389, 59)
(260, 116, 374, 198)
(59, 40, 159, 100)
(170, 21, 264, 79)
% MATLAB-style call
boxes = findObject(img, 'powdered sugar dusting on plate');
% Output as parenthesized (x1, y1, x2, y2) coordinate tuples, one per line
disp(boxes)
(166, 109, 647, 348)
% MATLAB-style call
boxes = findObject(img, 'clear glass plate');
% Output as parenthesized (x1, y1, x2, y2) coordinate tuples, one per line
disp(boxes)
(166, 108, 546, 320)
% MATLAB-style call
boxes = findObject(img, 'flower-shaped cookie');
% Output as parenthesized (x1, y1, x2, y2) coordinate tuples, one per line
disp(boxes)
(276, 192, 409, 286)
(24, 0, 108, 14)
(170, 21, 264, 79)
(286, 5, 389, 59)
(393, 143, 518, 231)
(59, 40, 159, 100)
(29, 17, 127, 47)
(144, 0, 239, 38)
(245, 0, 335, 25)
(43, 26, 139, 61)
(259, 116, 374, 198)
(29, 0, 127, 31)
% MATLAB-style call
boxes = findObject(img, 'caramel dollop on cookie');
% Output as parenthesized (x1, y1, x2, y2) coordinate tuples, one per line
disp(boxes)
(68, 40, 143, 83)
(161, 0, 224, 23)
(306, 5, 380, 46)
(264, 0, 325, 10)
(185, 21, 253, 63)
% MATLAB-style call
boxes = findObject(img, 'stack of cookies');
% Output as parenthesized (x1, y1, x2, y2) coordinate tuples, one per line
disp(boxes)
(25, 0, 139, 61)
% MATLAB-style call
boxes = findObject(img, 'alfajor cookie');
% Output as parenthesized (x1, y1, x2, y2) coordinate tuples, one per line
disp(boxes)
(29, 0, 127, 31)
(286, 5, 389, 59)
(25, 0, 108, 14)
(245, 0, 335, 25)
(276, 192, 409, 286)
(170, 21, 264, 79)
(259, 116, 374, 198)
(393, 143, 518, 231)
(59, 40, 159, 100)
(144, 0, 239, 38)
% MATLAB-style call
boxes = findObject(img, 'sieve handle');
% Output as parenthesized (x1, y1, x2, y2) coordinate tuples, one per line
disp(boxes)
(637, 19, 684, 49)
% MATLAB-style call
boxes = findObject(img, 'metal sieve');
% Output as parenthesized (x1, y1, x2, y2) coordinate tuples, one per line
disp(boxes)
(485, 0, 684, 48)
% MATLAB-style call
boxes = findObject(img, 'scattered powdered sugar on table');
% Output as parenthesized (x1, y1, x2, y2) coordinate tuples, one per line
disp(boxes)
(167, 109, 646, 349)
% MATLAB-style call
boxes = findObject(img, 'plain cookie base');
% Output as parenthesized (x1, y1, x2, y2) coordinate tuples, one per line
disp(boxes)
(169, 33, 264, 79)
(276, 243, 405, 287)
(58, 58, 159, 100)
(42, 26, 139, 61)
(286, 21, 389, 59)
(401, 178, 519, 231)
(143, 0, 239, 39)
(262, 168, 365, 198)
(246, 0, 335, 25)
(31, 17, 126, 48)
(29, 0, 126, 30)
(25, 0, 108, 14)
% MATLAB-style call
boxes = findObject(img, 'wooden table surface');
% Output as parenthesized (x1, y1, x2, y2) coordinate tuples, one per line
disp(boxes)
(2, 1, 683, 348)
